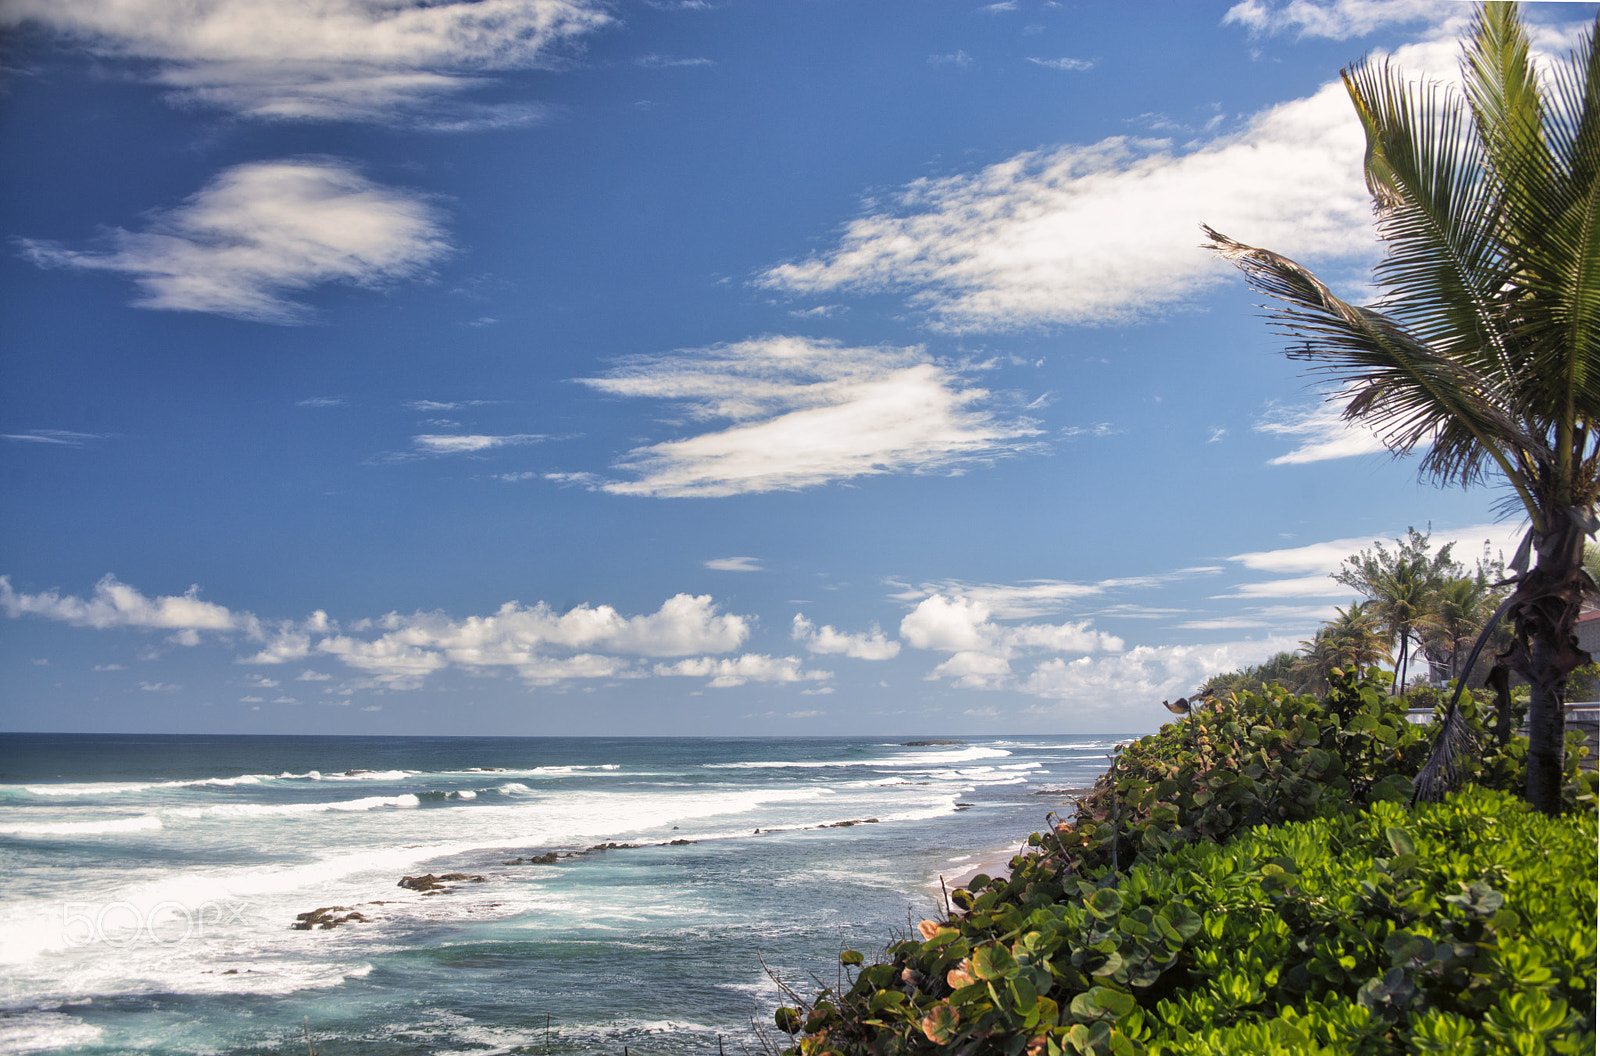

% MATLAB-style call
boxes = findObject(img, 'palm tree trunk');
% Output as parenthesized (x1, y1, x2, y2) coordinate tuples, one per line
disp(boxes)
(1509, 514, 1594, 815)
(1525, 631, 1566, 814)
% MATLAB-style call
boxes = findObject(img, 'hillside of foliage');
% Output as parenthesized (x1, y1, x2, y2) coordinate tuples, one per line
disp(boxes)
(771, 672, 1597, 1055)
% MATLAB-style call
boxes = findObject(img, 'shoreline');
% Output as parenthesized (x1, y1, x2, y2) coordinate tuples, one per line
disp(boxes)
(930, 785, 1096, 899)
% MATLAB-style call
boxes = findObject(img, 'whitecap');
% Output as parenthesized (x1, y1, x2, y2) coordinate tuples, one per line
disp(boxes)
(0, 815, 163, 836)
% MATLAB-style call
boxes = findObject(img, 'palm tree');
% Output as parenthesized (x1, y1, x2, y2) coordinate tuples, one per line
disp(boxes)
(1420, 573, 1502, 679)
(1296, 603, 1391, 694)
(1205, 2, 1600, 813)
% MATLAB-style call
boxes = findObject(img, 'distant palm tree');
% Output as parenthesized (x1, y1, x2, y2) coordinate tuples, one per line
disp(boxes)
(1420, 574, 1502, 679)
(1296, 603, 1391, 694)
(1205, 3, 1599, 812)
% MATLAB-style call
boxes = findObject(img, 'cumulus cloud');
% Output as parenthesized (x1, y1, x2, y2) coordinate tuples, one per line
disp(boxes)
(567, 336, 1039, 497)
(18, 159, 450, 323)
(792, 615, 901, 660)
(2, 0, 612, 126)
(654, 653, 832, 688)
(1254, 400, 1389, 464)
(900, 594, 1122, 689)
(296, 593, 751, 688)
(4, 574, 780, 692)
(1020, 637, 1302, 713)
(0, 575, 255, 639)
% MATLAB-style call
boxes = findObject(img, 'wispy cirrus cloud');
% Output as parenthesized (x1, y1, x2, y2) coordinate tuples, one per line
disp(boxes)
(1026, 57, 1094, 71)
(562, 336, 1040, 497)
(2, 0, 612, 127)
(18, 159, 451, 324)
(890, 566, 1223, 620)
(412, 434, 551, 454)
(758, 70, 1376, 330)
(705, 557, 764, 572)
(1, 429, 107, 446)
(1254, 399, 1389, 464)
(1223, 0, 1457, 41)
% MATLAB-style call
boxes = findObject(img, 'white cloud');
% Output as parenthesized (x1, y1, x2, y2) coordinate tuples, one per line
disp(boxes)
(1255, 400, 1389, 464)
(760, 72, 1378, 330)
(705, 557, 764, 572)
(900, 594, 1122, 689)
(1223, 0, 1456, 40)
(297, 593, 750, 688)
(1, 430, 106, 446)
(636, 54, 715, 68)
(654, 653, 832, 688)
(19, 159, 450, 323)
(0, 574, 255, 637)
(1226, 521, 1528, 599)
(891, 567, 1222, 620)
(568, 336, 1039, 497)
(1221, 574, 1355, 599)
(1020, 636, 1302, 713)
(1026, 57, 1094, 71)
(412, 434, 549, 454)
(296, 396, 346, 408)
(928, 51, 974, 68)
(792, 615, 901, 660)
(1177, 604, 1341, 630)
(2, 0, 612, 125)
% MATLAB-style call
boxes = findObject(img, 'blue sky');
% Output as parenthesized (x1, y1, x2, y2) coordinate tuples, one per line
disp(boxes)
(1, 1, 1585, 737)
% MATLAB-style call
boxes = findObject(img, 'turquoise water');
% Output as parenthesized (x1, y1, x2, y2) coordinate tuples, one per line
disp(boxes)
(0, 733, 1123, 1054)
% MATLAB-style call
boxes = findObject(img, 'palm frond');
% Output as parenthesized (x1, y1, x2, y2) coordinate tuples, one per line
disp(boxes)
(1201, 225, 1543, 517)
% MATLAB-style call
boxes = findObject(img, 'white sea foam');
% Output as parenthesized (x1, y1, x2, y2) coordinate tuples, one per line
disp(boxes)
(18, 782, 156, 796)
(0, 1012, 104, 1053)
(705, 746, 1011, 769)
(164, 794, 421, 818)
(0, 814, 163, 836)
(320, 769, 416, 782)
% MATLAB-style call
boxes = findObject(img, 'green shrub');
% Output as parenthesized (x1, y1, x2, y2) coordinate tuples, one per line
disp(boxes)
(779, 788, 1596, 1056)
(776, 672, 1595, 1056)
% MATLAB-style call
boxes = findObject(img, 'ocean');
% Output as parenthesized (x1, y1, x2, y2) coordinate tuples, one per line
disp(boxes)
(0, 733, 1126, 1055)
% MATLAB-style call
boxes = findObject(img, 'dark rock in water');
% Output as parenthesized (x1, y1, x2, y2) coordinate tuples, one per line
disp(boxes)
(291, 906, 369, 930)
(900, 740, 965, 746)
(666, 838, 695, 845)
(820, 817, 881, 828)
(398, 872, 485, 892)
(343, 769, 375, 776)
(529, 851, 561, 864)
(502, 857, 526, 865)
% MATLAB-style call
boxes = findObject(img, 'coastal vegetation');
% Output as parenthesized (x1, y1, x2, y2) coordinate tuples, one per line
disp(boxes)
(771, 673, 1596, 1055)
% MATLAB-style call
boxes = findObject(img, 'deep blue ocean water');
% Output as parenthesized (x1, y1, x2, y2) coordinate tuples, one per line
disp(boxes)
(0, 733, 1126, 1055)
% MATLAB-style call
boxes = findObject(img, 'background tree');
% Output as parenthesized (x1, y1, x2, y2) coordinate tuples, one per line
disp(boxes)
(1294, 602, 1392, 694)
(1205, 3, 1600, 812)
(1333, 528, 1459, 690)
